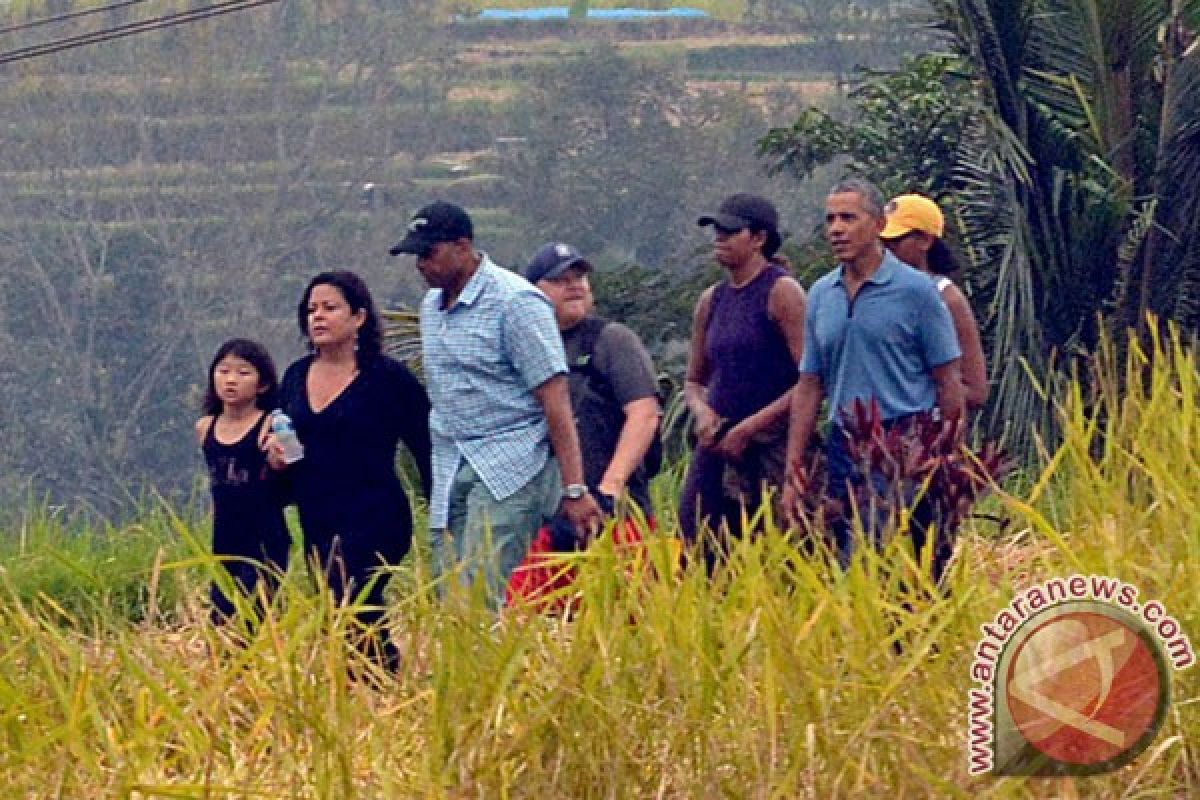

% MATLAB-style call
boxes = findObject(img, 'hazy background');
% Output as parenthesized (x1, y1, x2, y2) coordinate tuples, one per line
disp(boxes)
(0, 1, 935, 517)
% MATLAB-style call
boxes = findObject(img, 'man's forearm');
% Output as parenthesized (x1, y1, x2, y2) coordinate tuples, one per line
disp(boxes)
(786, 377, 823, 473)
(535, 375, 586, 486)
(599, 398, 659, 492)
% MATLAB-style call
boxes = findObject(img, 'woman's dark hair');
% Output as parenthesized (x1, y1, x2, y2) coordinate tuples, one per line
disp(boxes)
(927, 237, 960, 275)
(761, 230, 783, 260)
(202, 338, 279, 415)
(296, 270, 383, 362)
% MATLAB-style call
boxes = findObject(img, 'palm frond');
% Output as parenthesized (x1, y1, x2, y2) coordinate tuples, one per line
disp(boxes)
(1024, 1, 1101, 151)
(381, 307, 423, 378)
(1107, 196, 1159, 326)
(946, 0, 1033, 131)
(951, 111, 1055, 460)
(1152, 50, 1200, 328)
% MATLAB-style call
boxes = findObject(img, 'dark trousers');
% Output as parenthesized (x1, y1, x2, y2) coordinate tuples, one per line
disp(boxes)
(211, 532, 290, 625)
(307, 531, 404, 671)
(679, 433, 786, 572)
(825, 421, 954, 582)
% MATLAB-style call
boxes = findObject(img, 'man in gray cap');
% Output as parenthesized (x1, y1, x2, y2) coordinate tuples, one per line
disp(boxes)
(524, 242, 661, 520)
(390, 202, 601, 607)
(506, 242, 662, 606)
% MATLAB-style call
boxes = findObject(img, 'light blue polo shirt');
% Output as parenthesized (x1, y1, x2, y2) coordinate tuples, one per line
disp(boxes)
(799, 251, 961, 422)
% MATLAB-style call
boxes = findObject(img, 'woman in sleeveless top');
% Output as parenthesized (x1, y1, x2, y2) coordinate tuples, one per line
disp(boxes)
(196, 338, 291, 624)
(882, 194, 988, 410)
(681, 193, 807, 568)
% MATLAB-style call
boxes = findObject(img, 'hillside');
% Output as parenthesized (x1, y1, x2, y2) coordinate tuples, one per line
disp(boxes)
(0, 1, 921, 513)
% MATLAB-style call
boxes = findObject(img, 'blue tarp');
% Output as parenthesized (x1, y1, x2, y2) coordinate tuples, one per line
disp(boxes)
(477, 7, 710, 20)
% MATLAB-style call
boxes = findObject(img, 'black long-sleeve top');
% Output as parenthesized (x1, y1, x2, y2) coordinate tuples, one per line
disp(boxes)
(279, 353, 432, 561)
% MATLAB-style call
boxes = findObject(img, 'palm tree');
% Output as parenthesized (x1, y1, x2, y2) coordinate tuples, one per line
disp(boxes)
(933, 0, 1200, 453)
(381, 308, 423, 377)
(762, 1, 1200, 459)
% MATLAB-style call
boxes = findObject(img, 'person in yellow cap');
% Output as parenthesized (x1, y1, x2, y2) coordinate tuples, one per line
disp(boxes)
(881, 194, 988, 411)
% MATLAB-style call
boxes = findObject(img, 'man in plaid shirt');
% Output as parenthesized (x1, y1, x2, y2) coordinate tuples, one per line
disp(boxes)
(391, 201, 602, 606)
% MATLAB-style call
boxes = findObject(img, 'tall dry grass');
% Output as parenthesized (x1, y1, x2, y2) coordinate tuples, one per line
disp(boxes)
(0, 325, 1195, 797)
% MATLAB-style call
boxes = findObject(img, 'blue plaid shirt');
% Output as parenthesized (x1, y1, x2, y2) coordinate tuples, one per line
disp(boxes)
(420, 254, 567, 528)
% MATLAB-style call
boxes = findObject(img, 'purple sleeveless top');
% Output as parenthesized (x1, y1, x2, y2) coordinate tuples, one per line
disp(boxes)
(704, 264, 797, 423)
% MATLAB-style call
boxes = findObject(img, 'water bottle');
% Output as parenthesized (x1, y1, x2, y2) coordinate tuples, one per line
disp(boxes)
(270, 410, 305, 464)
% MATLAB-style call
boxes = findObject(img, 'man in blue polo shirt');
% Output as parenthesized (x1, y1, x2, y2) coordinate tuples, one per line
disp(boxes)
(782, 178, 964, 567)
(390, 201, 602, 607)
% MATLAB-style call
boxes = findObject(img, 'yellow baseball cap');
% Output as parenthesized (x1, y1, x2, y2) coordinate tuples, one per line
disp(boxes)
(881, 194, 944, 239)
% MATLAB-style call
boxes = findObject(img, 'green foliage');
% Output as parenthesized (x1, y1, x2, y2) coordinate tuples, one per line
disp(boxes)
(1142, 48, 1200, 330)
(590, 258, 717, 365)
(0, 500, 193, 624)
(503, 44, 696, 266)
(931, 0, 1196, 462)
(759, 53, 976, 197)
(0, 324, 1196, 794)
(685, 39, 903, 76)
(0, 225, 202, 514)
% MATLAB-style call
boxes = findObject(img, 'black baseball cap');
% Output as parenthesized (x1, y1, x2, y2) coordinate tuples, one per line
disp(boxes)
(389, 201, 474, 256)
(698, 193, 783, 255)
(524, 242, 592, 284)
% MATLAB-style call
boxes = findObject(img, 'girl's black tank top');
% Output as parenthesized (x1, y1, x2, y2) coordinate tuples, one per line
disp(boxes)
(202, 413, 289, 554)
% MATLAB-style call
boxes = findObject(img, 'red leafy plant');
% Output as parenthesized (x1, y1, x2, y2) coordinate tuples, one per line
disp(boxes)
(792, 398, 1013, 543)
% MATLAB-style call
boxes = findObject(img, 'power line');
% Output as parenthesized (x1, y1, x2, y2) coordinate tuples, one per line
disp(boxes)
(0, 0, 281, 66)
(0, 0, 157, 37)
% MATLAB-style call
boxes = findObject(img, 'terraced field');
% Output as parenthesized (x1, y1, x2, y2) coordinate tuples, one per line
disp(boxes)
(0, 8, 904, 232)
(0, 3, 916, 510)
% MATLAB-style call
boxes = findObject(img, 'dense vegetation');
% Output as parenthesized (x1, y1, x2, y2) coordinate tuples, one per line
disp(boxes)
(0, 325, 1195, 795)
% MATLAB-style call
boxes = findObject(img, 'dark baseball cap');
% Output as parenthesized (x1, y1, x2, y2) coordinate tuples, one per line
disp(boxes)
(698, 193, 780, 233)
(524, 242, 592, 284)
(697, 193, 783, 255)
(388, 201, 474, 256)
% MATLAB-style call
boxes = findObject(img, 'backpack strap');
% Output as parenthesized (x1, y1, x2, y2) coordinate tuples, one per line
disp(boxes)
(569, 316, 615, 401)
(571, 316, 665, 480)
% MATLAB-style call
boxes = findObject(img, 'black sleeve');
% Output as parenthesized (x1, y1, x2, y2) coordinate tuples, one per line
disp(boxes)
(383, 358, 433, 500)
(278, 359, 306, 418)
(256, 411, 296, 507)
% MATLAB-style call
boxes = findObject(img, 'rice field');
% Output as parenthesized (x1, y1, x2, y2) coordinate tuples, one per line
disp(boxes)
(0, 327, 1196, 797)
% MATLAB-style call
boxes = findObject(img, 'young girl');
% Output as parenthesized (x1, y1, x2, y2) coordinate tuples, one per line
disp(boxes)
(196, 338, 291, 623)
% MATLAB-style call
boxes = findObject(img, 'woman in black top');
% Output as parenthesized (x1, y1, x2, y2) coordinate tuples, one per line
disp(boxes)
(270, 271, 432, 671)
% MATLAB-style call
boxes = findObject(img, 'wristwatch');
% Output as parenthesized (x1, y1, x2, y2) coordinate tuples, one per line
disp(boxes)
(562, 483, 589, 501)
